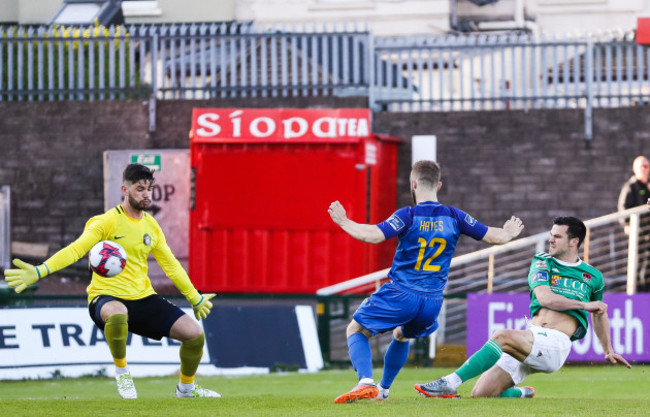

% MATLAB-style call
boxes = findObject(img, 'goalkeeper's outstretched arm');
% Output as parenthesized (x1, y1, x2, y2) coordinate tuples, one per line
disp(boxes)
(3, 226, 102, 293)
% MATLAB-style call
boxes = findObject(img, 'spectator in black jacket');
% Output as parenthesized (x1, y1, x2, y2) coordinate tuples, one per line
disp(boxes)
(618, 155, 650, 291)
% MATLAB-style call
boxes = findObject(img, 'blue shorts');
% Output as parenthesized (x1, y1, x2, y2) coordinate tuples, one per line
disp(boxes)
(352, 282, 443, 338)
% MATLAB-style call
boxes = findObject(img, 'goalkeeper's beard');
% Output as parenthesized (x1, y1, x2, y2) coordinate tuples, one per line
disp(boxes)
(127, 194, 151, 211)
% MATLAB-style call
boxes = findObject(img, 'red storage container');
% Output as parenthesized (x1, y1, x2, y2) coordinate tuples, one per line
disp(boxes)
(189, 108, 401, 294)
(638, 17, 650, 45)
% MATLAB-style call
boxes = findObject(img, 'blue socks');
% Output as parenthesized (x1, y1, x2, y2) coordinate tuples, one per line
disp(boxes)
(347, 333, 373, 380)
(380, 338, 409, 389)
(347, 333, 410, 388)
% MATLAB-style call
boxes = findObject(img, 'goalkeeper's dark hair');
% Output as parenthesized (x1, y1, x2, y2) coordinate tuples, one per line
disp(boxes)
(411, 160, 441, 190)
(553, 216, 586, 247)
(123, 163, 155, 185)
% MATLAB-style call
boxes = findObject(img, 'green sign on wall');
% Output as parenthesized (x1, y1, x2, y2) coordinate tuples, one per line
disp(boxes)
(131, 154, 161, 171)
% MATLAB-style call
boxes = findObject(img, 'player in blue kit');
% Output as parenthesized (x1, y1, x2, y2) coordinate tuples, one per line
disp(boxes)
(328, 160, 524, 403)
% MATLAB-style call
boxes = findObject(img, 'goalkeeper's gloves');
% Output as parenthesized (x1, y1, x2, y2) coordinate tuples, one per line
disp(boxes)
(4, 259, 49, 293)
(189, 293, 216, 321)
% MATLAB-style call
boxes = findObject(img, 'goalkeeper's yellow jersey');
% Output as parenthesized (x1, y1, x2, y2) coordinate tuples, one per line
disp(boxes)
(42, 204, 200, 304)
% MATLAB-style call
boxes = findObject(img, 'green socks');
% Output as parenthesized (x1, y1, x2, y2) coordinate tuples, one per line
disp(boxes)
(104, 314, 128, 363)
(180, 333, 205, 380)
(499, 387, 524, 398)
(455, 339, 503, 382)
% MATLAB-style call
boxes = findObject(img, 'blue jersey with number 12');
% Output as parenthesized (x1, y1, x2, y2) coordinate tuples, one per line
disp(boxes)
(376, 201, 488, 294)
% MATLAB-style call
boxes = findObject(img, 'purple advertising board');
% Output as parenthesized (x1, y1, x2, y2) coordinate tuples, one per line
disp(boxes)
(466, 293, 650, 362)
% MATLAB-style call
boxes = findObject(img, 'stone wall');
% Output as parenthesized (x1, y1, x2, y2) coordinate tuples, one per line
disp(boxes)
(1, 99, 649, 269)
(0, 97, 366, 263)
(374, 107, 650, 252)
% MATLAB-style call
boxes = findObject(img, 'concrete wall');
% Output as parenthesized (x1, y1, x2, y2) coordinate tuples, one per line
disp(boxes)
(0, 0, 235, 25)
(1, 99, 649, 269)
(17, 0, 62, 24)
(123, 0, 236, 24)
(536, 0, 648, 35)
(1, 0, 648, 36)
(236, 0, 452, 35)
(0, 0, 19, 23)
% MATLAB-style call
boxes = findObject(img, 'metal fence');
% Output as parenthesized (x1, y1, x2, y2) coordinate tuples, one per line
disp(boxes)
(373, 31, 650, 138)
(2, 24, 650, 137)
(0, 25, 150, 101)
(373, 31, 650, 111)
(0, 23, 371, 102)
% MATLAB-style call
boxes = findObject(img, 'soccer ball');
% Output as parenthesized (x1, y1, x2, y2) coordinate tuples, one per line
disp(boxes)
(89, 240, 127, 277)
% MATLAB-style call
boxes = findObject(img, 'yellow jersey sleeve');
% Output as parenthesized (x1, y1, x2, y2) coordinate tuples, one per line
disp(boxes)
(42, 215, 108, 274)
(150, 221, 200, 303)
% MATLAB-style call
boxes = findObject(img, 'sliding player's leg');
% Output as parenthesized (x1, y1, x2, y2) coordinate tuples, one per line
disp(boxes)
(415, 328, 533, 398)
(471, 361, 525, 398)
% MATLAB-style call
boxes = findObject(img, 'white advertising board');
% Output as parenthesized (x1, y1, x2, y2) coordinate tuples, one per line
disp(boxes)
(0, 307, 218, 380)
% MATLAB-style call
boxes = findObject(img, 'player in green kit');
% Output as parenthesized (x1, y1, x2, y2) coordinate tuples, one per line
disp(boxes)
(415, 216, 631, 399)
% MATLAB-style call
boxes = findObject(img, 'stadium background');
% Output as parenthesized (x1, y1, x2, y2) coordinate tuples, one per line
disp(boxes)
(1, 100, 647, 267)
(1, 0, 650, 381)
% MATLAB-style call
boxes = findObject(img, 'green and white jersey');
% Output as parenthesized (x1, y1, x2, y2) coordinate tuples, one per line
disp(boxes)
(528, 252, 604, 341)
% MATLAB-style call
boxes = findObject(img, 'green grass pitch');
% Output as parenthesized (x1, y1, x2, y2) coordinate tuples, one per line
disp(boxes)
(0, 365, 647, 416)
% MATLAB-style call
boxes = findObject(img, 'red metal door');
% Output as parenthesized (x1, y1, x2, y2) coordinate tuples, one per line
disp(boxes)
(189, 108, 400, 294)
(191, 143, 370, 293)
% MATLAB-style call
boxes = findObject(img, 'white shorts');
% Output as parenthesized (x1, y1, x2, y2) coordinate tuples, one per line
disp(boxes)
(496, 324, 572, 385)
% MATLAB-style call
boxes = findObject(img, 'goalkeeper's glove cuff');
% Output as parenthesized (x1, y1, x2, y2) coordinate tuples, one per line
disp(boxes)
(194, 295, 205, 307)
(188, 292, 203, 306)
(35, 263, 51, 280)
(191, 293, 216, 321)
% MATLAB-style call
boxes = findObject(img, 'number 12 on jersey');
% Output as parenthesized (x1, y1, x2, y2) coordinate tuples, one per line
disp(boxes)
(414, 237, 447, 271)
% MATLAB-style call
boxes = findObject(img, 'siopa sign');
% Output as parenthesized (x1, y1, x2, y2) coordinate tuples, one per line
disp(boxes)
(466, 293, 650, 362)
(191, 108, 371, 143)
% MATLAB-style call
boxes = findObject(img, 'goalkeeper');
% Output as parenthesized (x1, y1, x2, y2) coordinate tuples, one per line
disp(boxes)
(415, 216, 631, 399)
(3, 163, 219, 400)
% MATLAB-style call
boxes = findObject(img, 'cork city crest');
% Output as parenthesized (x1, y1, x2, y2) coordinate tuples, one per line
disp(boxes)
(551, 275, 562, 286)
